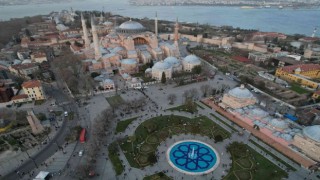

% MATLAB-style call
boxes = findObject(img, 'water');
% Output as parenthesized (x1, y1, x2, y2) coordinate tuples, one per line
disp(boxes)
(168, 140, 218, 174)
(0, 0, 319, 36)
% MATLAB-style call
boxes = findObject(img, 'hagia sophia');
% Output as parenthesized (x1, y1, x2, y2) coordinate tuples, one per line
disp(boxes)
(78, 13, 201, 82)
(218, 85, 320, 163)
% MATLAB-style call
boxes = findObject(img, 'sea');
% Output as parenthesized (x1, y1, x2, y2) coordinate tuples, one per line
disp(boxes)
(0, 0, 319, 36)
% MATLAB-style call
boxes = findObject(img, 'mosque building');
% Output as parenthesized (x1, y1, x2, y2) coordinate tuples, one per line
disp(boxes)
(79, 12, 202, 81)
(219, 84, 257, 109)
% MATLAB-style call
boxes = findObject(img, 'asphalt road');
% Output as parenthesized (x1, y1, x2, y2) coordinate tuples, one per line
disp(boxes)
(1, 65, 79, 180)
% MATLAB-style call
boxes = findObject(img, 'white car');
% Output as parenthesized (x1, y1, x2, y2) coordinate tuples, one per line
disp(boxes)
(64, 111, 68, 117)
(79, 150, 84, 156)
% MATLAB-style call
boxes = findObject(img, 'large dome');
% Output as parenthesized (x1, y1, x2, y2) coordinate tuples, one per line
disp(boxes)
(183, 55, 201, 64)
(119, 20, 145, 30)
(152, 61, 172, 71)
(228, 85, 254, 99)
(303, 125, 320, 142)
(164, 57, 180, 68)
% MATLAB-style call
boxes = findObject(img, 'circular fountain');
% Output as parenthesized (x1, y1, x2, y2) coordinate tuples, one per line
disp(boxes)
(166, 140, 220, 175)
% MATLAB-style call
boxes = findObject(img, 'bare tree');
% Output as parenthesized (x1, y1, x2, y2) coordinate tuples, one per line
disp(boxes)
(200, 84, 211, 97)
(167, 94, 177, 105)
(190, 88, 199, 100)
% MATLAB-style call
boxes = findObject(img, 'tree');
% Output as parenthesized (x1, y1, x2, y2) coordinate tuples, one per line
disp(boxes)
(190, 88, 199, 100)
(167, 94, 177, 105)
(161, 72, 166, 84)
(200, 84, 211, 97)
(214, 135, 223, 143)
(192, 65, 202, 74)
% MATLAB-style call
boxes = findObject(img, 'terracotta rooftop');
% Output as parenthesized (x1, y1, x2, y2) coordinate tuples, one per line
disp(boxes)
(280, 64, 320, 73)
(12, 94, 28, 100)
(22, 80, 41, 89)
(11, 63, 37, 70)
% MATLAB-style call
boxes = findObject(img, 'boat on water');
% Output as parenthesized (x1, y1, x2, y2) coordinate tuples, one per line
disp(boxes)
(240, 6, 255, 9)
(279, 6, 283, 9)
(265, 5, 271, 8)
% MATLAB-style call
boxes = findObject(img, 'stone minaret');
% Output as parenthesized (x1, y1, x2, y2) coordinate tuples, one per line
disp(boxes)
(155, 12, 158, 38)
(81, 13, 90, 48)
(99, 11, 104, 24)
(91, 15, 102, 60)
(174, 17, 179, 46)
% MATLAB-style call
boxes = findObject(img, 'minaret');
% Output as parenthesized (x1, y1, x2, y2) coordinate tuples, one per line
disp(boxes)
(155, 12, 158, 38)
(174, 17, 180, 56)
(91, 15, 102, 60)
(174, 17, 179, 46)
(81, 13, 90, 48)
(99, 11, 104, 24)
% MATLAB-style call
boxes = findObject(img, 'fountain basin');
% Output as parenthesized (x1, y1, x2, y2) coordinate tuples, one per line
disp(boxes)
(166, 140, 220, 175)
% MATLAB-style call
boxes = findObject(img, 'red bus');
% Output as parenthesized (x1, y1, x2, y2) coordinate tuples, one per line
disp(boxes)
(79, 128, 86, 143)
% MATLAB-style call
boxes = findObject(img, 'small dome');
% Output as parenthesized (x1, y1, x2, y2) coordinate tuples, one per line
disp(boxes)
(152, 61, 172, 71)
(145, 68, 152, 73)
(103, 21, 113, 26)
(249, 108, 268, 118)
(228, 86, 254, 99)
(269, 119, 288, 129)
(164, 57, 180, 67)
(303, 125, 320, 142)
(22, 59, 32, 64)
(121, 59, 137, 65)
(103, 79, 114, 84)
(184, 55, 201, 65)
(119, 20, 145, 30)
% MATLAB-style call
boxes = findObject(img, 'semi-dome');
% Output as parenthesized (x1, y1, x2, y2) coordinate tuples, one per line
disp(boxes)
(152, 61, 172, 71)
(303, 125, 320, 142)
(269, 118, 288, 129)
(145, 68, 152, 73)
(121, 58, 137, 65)
(184, 55, 201, 64)
(119, 20, 145, 30)
(228, 85, 254, 99)
(164, 57, 180, 67)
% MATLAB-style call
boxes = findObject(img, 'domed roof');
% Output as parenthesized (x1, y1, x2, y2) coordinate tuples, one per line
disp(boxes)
(121, 58, 137, 65)
(183, 55, 201, 64)
(103, 78, 114, 84)
(152, 61, 172, 71)
(249, 108, 268, 118)
(119, 20, 145, 30)
(164, 57, 180, 67)
(228, 85, 254, 99)
(269, 119, 288, 129)
(303, 125, 320, 142)
(103, 21, 113, 26)
(145, 68, 152, 73)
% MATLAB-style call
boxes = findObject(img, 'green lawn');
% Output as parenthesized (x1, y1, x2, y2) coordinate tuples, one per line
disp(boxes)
(106, 95, 125, 107)
(143, 172, 172, 180)
(224, 142, 288, 180)
(108, 142, 124, 175)
(249, 140, 296, 171)
(119, 115, 230, 168)
(290, 83, 311, 94)
(116, 117, 138, 133)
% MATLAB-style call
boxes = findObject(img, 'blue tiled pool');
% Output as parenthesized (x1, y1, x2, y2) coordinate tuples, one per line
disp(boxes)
(167, 140, 220, 175)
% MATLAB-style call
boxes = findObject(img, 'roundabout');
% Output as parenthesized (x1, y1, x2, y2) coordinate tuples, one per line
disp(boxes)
(167, 140, 220, 175)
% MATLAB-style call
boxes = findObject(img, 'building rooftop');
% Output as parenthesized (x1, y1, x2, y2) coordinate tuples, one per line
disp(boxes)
(303, 125, 320, 143)
(281, 64, 320, 74)
(22, 80, 41, 89)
